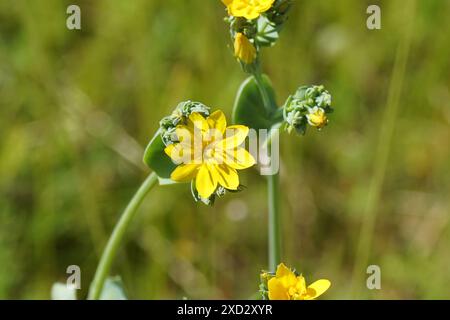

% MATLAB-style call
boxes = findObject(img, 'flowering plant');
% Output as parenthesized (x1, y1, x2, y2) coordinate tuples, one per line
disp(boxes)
(84, 0, 334, 300)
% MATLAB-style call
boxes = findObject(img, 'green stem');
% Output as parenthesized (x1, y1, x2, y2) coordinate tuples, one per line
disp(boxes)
(252, 66, 282, 272)
(267, 172, 281, 272)
(88, 172, 158, 300)
(252, 67, 273, 114)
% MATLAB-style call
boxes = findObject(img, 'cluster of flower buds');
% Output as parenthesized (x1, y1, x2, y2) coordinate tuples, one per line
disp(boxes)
(283, 85, 333, 135)
(159, 101, 210, 146)
(223, 0, 293, 69)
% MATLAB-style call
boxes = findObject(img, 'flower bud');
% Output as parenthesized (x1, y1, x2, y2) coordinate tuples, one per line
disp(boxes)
(177, 101, 210, 118)
(161, 127, 178, 146)
(306, 107, 328, 129)
(285, 110, 306, 134)
(159, 101, 210, 146)
(283, 85, 333, 135)
(234, 33, 257, 64)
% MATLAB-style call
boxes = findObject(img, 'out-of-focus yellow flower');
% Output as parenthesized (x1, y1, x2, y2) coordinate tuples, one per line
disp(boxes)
(268, 263, 331, 300)
(222, 0, 275, 20)
(165, 111, 255, 199)
(307, 107, 328, 129)
(234, 33, 257, 64)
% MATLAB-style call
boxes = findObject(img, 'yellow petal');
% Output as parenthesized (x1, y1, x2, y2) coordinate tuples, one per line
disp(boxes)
(164, 144, 175, 157)
(256, 0, 275, 12)
(223, 148, 255, 170)
(165, 143, 193, 164)
(304, 279, 331, 300)
(188, 112, 209, 133)
(268, 278, 290, 300)
(275, 263, 298, 289)
(307, 108, 328, 128)
(170, 164, 199, 182)
(230, 4, 260, 20)
(234, 33, 256, 64)
(165, 144, 180, 162)
(211, 164, 239, 190)
(228, 0, 275, 20)
(204, 110, 227, 142)
(196, 164, 218, 199)
(219, 125, 249, 149)
(276, 263, 294, 278)
(207, 110, 227, 134)
(175, 125, 194, 144)
(295, 275, 307, 296)
(176, 124, 204, 162)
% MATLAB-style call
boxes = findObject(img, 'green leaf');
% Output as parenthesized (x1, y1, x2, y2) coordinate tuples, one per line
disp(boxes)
(256, 16, 279, 47)
(51, 282, 77, 300)
(232, 75, 278, 130)
(99, 276, 128, 300)
(143, 129, 177, 180)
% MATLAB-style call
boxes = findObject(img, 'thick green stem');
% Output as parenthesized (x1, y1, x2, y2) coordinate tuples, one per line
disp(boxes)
(252, 67, 282, 272)
(252, 68, 273, 114)
(267, 172, 281, 272)
(88, 172, 158, 300)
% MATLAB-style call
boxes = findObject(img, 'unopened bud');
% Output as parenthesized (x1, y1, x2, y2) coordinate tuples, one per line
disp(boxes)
(282, 85, 333, 135)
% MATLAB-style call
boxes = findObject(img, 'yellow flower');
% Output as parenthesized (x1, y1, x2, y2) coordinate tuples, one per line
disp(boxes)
(222, 0, 275, 20)
(165, 110, 256, 199)
(268, 263, 331, 300)
(234, 33, 257, 64)
(307, 107, 328, 129)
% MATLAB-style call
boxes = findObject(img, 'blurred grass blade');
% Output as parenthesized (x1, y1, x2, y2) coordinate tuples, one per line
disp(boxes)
(351, 0, 417, 297)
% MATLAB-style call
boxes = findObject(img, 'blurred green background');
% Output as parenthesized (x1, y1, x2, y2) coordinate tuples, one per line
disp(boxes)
(1, 0, 449, 299)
